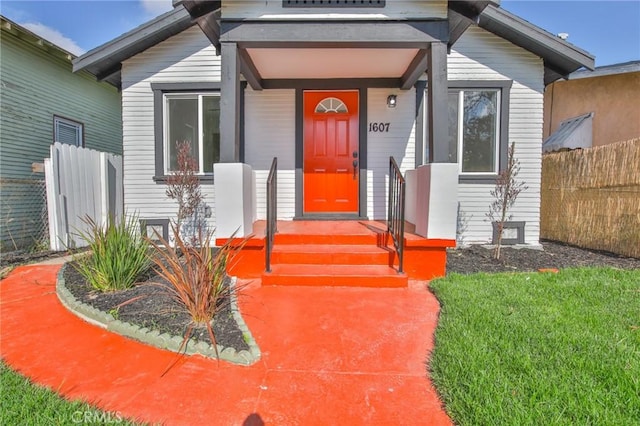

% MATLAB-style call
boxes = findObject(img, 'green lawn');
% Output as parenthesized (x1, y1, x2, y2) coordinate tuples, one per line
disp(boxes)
(429, 267, 640, 426)
(0, 362, 138, 425)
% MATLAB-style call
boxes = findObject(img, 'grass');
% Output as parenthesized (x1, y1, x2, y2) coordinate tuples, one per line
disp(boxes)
(429, 267, 640, 425)
(0, 362, 138, 425)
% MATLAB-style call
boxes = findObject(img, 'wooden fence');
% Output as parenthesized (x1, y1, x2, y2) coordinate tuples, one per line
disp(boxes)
(45, 143, 123, 251)
(541, 139, 639, 258)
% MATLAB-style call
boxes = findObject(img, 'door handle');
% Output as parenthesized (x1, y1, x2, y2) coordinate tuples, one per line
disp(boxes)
(353, 159, 358, 180)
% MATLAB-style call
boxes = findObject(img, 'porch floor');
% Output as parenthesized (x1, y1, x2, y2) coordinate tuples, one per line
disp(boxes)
(225, 220, 456, 285)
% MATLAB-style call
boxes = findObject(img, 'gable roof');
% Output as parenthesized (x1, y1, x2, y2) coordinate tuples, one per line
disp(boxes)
(73, 1, 594, 88)
(478, 5, 594, 85)
(72, 7, 194, 88)
(1, 15, 79, 63)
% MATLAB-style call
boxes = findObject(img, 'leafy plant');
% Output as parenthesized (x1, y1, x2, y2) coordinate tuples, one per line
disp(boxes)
(487, 142, 528, 259)
(165, 140, 204, 243)
(147, 224, 243, 362)
(73, 215, 151, 292)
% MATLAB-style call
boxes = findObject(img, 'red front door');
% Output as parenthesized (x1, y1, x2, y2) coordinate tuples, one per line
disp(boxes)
(303, 91, 359, 214)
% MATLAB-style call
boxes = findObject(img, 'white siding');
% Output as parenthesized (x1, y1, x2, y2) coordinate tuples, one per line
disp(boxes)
(449, 25, 544, 245)
(244, 89, 296, 220)
(367, 88, 416, 220)
(121, 27, 220, 235)
(222, 1, 447, 20)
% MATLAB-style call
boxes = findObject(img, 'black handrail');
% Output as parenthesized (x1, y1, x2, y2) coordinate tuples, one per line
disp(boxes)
(388, 156, 405, 273)
(265, 157, 278, 272)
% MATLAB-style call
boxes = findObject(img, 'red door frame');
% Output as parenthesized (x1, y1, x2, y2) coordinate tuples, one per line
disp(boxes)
(303, 90, 360, 214)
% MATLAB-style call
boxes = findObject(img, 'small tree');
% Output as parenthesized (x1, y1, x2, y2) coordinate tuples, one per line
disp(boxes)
(165, 141, 203, 244)
(487, 142, 528, 259)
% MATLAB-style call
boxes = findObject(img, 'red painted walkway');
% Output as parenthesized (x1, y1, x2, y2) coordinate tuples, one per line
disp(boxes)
(0, 264, 451, 425)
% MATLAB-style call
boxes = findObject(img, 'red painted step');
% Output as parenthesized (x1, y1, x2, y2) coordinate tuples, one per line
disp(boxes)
(271, 244, 393, 265)
(262, 264, 407, 288)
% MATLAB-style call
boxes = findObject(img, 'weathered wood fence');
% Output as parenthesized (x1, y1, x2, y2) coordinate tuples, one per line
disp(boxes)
(541, 139, 639, 258)
(45, 143, 123, 251)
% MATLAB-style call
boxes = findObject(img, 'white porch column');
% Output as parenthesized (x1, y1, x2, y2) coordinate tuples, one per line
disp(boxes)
(414, 163, 458, 240)
(214, 163, 255, 238)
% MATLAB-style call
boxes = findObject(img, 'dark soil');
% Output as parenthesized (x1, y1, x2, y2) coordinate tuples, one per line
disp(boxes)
(446, 240, 640, 274)
(62, 263, 250, 353)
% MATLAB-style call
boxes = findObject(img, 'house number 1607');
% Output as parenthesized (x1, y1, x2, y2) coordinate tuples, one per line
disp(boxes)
(369, 122, 390, 132)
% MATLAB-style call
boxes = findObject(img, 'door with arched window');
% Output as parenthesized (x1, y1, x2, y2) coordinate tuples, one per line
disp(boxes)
(303, 90, 359, 214)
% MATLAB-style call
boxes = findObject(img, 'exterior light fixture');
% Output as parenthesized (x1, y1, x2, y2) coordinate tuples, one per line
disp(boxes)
(387, 94, 397, 108)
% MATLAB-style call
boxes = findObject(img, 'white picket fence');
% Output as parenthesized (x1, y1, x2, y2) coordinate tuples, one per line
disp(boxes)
(45, 143, 123, 251)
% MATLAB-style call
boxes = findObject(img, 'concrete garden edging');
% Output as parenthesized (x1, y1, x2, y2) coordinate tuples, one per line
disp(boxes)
(55, 263, 261, 365)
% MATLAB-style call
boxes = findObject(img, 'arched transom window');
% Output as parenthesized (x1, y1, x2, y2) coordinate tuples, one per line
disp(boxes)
(315, 97, 348, 113)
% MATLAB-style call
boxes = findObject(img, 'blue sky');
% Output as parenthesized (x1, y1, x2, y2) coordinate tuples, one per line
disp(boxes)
(1, 1, 639, 67)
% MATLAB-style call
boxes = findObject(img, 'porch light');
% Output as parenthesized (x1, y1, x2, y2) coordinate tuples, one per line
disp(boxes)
(387, 95, 397, 108)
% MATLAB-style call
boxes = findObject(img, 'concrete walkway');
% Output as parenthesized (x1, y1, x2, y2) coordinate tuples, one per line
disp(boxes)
(0, 264, 451, 425)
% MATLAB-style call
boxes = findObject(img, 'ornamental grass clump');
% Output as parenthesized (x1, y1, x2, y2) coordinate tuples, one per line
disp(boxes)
(73, 215, 151, 292)
(147, 224, 241, 358)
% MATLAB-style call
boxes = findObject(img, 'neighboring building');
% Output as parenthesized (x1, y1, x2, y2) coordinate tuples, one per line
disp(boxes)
(0, 16, 122, 252)
(73, 1, 593, 282)
(543, 61, 640, 148)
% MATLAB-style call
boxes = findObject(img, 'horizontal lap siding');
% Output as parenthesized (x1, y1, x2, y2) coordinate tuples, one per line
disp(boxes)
(244, 89, 296, 220)
(121, 27, 220, 233)
(367, 88, 416, 220)
(222, 1, 447, 19)
(0, 31, 121, 250)
(449, 26, 544, 245)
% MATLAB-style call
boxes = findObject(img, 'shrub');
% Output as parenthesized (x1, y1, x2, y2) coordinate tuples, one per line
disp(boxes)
(147, 224, 242, 355)
(73, 215, 151, 292)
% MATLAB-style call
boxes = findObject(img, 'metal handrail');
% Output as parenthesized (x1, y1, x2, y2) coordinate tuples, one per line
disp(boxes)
(388, 156, 406, 273)
(265, 157, 278, 272)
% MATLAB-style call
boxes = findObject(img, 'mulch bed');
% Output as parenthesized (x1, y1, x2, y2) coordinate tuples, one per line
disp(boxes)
(62, 263, 250, 353)
(446, 240, 640, 274)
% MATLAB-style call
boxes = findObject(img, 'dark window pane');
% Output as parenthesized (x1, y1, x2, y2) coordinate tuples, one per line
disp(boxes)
(167, 97, 198, 172)
(202, 96, 220, 173)
(462, 90, 498, 173)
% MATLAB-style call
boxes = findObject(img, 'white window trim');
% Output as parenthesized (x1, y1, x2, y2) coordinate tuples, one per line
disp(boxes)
(451, 88, 501, 176)
(54, 115, 84, 147)
(162, 92, 220, 175)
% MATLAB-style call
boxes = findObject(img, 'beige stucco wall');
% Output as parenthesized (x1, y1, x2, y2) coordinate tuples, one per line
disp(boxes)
(543, 72, 640, 146)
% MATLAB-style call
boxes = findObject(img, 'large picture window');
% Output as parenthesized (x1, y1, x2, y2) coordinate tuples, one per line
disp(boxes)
(164, 93, 220, 174)
(448, 89, 500, 174)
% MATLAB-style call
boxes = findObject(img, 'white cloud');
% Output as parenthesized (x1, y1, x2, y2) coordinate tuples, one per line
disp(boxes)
(140, 0, 173, 17)
(21, 22, 85, 56)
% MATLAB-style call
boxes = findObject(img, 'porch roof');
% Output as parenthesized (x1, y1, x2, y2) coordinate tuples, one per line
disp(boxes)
(73, 0, 594, 88)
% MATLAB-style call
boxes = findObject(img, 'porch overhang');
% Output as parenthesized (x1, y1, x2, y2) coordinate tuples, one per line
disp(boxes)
(219, 20, 450, 91)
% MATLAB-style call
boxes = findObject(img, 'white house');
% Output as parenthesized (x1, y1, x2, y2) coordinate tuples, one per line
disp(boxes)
(74, 0, 593, 285)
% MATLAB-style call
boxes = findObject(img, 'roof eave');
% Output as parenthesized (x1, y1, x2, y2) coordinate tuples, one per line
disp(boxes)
(477, 5, 595, 85)
(72, 7, 194, 86)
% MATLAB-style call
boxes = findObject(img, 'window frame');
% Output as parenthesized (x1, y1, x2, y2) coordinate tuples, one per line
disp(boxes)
(447, 80, 512, 184)
(163, 92, 221, 175)
(151, 82, 222, 184)
(53, 115, 84, 147)
(449, 87, 501, 176)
